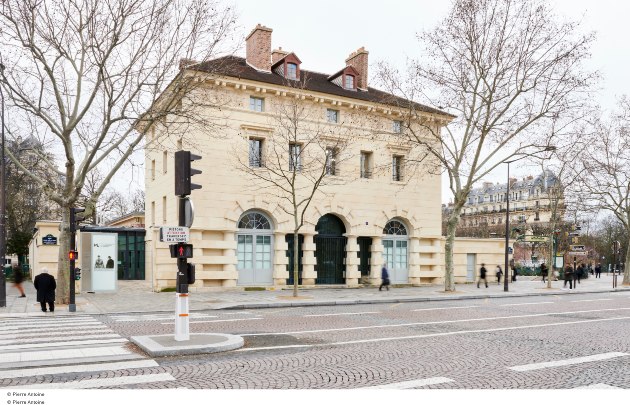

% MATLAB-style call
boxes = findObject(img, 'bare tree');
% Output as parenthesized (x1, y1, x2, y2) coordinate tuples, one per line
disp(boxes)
(0, 0, 238, 303)
(575, 98, 630, 285)
(235, 80, 356, 297)
(377, 0, 595, 291)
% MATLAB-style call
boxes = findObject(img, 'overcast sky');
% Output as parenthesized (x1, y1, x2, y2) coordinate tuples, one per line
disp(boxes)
(122, 0, 630, 202)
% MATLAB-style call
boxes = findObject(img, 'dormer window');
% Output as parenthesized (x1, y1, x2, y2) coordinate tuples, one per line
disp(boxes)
(287, 63, 297, 80)
(344, 75, 354, 89)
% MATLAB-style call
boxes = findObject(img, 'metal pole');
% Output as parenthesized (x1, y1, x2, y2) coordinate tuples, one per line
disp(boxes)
(174, 196, 189, 341)
(0, 63, 6, 307)
(504, 162, 510, 292)
(69, 209, 76, 312)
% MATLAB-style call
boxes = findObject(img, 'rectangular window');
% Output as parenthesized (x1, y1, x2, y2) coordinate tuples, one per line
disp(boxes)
(287, 63, 297, 80)
(249, 138, 263, 168)
(250, 96, 264, 112)
(393, 120, 402, 133)
(151, 201, 155, 226)
(392, 155, 404, 181)
(162, 151, 168, 174)
(327, 109, 339, 123)
(360, 152, 373, 179)
(325, 147, 337, 175)
(151, 160, 156, 180)
(289, 143, 301, 171)
(344, 75, 354, 89)
(162, 196, 167, 224)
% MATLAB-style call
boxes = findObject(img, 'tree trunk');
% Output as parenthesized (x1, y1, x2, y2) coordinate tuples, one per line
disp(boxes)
(444, 210, 460, 292)
(293, 231, 299, 298)
(56, 208, 71, 304)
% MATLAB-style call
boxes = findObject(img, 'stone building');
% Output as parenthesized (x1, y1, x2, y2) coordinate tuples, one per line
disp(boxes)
(144, 25, 506, 291)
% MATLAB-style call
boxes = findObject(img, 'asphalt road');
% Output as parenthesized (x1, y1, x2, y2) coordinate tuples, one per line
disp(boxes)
(2, 290, 630, 390)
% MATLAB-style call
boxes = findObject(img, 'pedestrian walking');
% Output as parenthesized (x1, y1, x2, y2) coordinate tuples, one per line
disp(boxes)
(33, 267, 56, 312)
(540, 263, 548, 283)
(379, 264, 390, 291)
(563, 264, 573, 290)
(477, 263, 488, 288)
(496, 265, 503, 285)
(12, 264, 26, 298)
(575, 263, 583, 286)
(511, 265, 518, 282)
(595, 263, 602, 278)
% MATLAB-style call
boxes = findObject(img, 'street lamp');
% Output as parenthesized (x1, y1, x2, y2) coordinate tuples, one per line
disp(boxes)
(503, 146, 556, 292)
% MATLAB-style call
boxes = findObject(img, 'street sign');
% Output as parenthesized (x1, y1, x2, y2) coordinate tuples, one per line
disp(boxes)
(568, 251, 588, 256)
(569, 232, 580, 237)
(522, 235, 549, 242)
(160, 226, 190, 243)
(570, 245, 585, 252)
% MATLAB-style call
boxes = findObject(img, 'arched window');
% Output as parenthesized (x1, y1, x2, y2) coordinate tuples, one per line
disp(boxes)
(383, 220, 407, 235)
(236, 211, 273, 285)
(382, 219, 409, 284)
(238, 212, 271, 230)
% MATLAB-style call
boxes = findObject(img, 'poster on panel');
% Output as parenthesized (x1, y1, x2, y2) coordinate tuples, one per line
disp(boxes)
(91, 233, 118, 292)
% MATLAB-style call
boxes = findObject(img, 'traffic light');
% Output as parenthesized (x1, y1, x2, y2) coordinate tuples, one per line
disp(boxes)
(68, 250, 78, 261)
(75, 267, 81, 280)
(174, 151, 202, 196)
(70, 207, 86, 233)
(169, 243, 193, 259)
(186, 263, 195, 284)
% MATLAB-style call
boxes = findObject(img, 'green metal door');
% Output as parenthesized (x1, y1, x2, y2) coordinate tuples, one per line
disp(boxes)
(315, 214, 346, 285)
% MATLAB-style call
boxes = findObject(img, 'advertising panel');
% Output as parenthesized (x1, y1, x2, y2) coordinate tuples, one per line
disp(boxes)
(90, 233, 118, 292)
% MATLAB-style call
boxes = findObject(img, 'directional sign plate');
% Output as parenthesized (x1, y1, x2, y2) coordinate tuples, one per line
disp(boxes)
(570, 245, 585, 252)
(568, 251, 588, 256)
(160, 226, 190, 243)
(522, 235, 549, 242)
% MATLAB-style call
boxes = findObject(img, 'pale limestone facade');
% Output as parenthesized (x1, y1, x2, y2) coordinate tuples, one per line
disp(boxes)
(143, 25, 508, 292)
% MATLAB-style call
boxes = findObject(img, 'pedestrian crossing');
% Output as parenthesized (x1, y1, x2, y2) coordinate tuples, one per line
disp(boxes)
(0, 315, 176, 389)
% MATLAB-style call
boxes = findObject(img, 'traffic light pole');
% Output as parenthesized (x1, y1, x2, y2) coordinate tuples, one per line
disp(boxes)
(174, 197, 190, 341)
(69, 208, 77, 312)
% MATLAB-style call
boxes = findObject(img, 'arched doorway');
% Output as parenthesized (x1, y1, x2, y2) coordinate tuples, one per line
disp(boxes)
(382, 219, 409, 284)
(236, 211, 274, 285)
(315, 214, 346, 284)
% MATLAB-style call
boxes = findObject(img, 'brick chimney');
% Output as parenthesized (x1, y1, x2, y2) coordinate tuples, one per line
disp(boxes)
(345, 47, 369, 90)
(246, 24, 272, 72)
(272, 47, 289, 64)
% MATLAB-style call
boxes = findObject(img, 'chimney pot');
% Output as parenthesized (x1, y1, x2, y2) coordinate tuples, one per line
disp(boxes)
(246, 24, 273, 72)
(345, 47, 369, 90)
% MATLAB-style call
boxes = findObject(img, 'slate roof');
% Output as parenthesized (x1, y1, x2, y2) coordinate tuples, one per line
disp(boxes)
(186, 56, 453, 117)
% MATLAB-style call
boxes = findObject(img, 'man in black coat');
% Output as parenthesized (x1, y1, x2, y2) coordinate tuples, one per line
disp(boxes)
(34, 267, 56, 312)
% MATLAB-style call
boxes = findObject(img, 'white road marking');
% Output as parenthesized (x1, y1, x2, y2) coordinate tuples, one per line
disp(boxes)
(0, 323, 104, 332)
(0, 338, 127, 351)
(304, 311, 381, 317)
(237, 315, 630, 352)
(570, 299, 613, 303)
(360, 377, 454, 389)
(112, 314, 217, 322)
(161, 317, 263, 325)
(501, 302, 554, 306)
(0, 326, 108, 337)
(0, 346, 134, 364)
(0, 333, 121, 345)
(0, 317, 96, 325)
(412, 306, 478, 311)
(11, 373, 175, 389)
(508, 352, 630, 372)
(0, 359, 159, 379)
(240, 307, 630, 336)
(574, 383, 620, 389)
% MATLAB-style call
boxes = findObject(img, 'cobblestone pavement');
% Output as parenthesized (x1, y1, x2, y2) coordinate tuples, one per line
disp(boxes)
(1, 289, 629, 389)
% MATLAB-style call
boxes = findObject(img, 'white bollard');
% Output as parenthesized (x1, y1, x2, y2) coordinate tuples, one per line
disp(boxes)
(174, 292, 190, 341)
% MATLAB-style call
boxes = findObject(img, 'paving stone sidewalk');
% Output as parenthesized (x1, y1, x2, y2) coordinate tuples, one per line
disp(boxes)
(1, 274, 628, 316)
